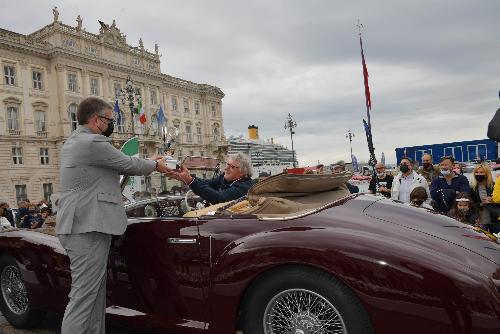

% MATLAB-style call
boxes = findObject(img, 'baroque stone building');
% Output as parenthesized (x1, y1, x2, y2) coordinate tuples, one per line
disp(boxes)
(0, 8, 227, 207)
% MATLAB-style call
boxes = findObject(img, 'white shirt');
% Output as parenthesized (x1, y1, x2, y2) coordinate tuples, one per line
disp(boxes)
(0, 217, 11, 229)
(398, 173, 414, 203)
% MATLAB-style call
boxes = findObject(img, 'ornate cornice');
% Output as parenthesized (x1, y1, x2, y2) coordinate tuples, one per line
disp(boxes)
(0, 22, 225, 99)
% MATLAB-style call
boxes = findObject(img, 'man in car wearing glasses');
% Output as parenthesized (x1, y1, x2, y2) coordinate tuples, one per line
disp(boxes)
(166, 152, 253, 204)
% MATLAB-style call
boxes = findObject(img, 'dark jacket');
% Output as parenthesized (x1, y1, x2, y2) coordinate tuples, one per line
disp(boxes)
(189, 174, 253, 204)
(368, 174, 394, 198)
(21, 213, 43, 229)
(346, 182, 359, 194)
(470, 184, 494, 208)
(430, 174, 471, 214)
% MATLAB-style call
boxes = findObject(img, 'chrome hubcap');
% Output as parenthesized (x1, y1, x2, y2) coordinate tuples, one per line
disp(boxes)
(1, 265, 28, 315)
(263, 288, 346, 334)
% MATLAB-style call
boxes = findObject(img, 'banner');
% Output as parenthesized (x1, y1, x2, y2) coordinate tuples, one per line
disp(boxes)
(121, 137, 142, 201)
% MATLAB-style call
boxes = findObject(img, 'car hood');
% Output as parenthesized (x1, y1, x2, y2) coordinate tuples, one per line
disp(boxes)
(362, 196, 500, 268)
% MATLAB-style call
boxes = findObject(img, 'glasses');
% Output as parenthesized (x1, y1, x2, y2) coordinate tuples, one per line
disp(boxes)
(226, 162, 240, 169)
(99, 116, 115, 124)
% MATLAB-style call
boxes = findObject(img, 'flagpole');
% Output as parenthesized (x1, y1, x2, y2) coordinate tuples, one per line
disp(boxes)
(357, 21, 373, 131)
(357, 20, 379, 193)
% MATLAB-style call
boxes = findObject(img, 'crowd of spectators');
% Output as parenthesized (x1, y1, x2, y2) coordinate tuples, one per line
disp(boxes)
(0, 199, 56, 231)
(2, 154, 500, 236)
(363, 153, 499, 234)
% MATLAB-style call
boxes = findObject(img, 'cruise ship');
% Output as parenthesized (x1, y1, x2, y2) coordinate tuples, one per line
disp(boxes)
(227, 125, 298, 176)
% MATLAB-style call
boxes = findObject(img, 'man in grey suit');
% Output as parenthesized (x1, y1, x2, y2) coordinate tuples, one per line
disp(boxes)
(56, 97, 170, 333)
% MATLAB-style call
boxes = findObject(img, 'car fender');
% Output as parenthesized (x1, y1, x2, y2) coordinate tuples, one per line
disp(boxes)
(208, 225, 500, 334)
(0, 230, 69, 312)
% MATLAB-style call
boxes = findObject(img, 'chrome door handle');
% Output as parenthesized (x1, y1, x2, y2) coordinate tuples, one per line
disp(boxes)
(167, 238, 197, 244)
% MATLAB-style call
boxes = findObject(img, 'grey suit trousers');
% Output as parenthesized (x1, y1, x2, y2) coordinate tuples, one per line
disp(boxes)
(58, 232, 112, 334)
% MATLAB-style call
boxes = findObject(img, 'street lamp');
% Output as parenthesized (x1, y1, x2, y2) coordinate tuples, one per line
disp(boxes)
(346, 129, 355, 165)
(119, 76, 142, 136)
(284, 113, 297, 168)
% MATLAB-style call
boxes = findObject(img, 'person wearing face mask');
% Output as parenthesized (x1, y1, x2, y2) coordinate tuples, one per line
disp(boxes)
(447, 192, 479, 226)
(56, 97, 172, 334)
(470, 164, 494, 210)
(409, 186, 434, 209)
(368, 163, 393, 198)
(430, 156, 471, 214)
(417, 153, 440, 184)
(391, 157, 429, 203)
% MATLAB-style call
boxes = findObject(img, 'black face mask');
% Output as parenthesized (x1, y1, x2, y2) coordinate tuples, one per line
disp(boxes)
(101, 121, 114, 137)
(423, 162, 431, 169)
(474, 175, 486, 182)
(400, 164, 410, 173)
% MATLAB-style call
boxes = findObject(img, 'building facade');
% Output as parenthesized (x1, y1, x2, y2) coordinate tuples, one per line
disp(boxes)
(0, 9, 227, 207)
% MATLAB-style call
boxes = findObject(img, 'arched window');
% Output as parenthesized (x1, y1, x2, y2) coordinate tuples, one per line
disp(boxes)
(35, 111, 46, 132)
(68, 104, 78, 132)
(6, 106, 19, 131)
(4, 97, 22, 134)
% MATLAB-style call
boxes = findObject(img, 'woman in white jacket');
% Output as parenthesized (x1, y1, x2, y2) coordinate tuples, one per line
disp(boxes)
(391, 157, 430, 203)
(0, 207, 12, 229)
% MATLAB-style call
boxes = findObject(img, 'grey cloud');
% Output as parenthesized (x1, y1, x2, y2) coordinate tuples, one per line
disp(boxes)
(2, 0, 498, 166)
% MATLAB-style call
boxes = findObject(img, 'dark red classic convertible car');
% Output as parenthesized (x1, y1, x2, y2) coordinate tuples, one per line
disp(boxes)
(0, 172, 499, 334)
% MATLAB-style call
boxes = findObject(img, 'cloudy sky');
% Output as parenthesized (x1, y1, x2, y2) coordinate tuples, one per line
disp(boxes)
(2, 0, 499, 165)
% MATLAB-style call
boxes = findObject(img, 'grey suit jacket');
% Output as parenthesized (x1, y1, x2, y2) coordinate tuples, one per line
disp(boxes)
(56, 126, 155, 235)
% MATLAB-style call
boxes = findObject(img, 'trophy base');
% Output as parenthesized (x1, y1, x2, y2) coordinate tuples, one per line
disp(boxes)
(163, 156, 179, 170)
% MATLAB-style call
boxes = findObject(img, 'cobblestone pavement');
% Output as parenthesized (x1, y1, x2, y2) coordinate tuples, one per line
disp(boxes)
(0, 312, 244, 333)
(0, 312, 137, 334)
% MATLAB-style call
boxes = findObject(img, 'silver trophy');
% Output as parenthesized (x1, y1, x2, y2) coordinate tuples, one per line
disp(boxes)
(162, 126, 179, 169)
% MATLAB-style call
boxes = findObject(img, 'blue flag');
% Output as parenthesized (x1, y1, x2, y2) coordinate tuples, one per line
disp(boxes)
(362, 119, 371, 137)
(156, 104, 166, 125)
(113, 100, 121, 124)
(351, 154, 360, 173)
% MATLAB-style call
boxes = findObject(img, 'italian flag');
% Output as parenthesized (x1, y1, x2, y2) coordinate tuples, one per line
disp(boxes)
(138, 99, 146, 124)
(121, 137, 142, 201)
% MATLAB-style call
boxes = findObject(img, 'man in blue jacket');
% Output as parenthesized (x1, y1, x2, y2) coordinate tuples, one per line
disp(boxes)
(167, 153, 253, 204)
(430, 156, 470, 214)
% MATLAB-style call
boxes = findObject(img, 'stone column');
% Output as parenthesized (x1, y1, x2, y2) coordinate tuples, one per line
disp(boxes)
(19, 60, 32, 135)
(54, 63, 67, 137)
(102, 72, 110, 99)
(81, 68, 89, 96)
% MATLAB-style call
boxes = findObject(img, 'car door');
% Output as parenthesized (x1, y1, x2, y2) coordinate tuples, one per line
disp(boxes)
(107, 217, 206, 333)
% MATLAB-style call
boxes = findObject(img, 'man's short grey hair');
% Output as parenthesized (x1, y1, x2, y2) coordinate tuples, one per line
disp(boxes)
(228, 153, 253, 177)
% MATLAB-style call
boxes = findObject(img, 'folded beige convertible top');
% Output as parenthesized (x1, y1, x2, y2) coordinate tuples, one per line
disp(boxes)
(184, 172, 353, 218)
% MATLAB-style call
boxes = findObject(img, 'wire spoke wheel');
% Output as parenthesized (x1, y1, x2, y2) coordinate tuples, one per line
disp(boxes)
(1, 265, 28, 315)
(263, 288, 346, 334)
